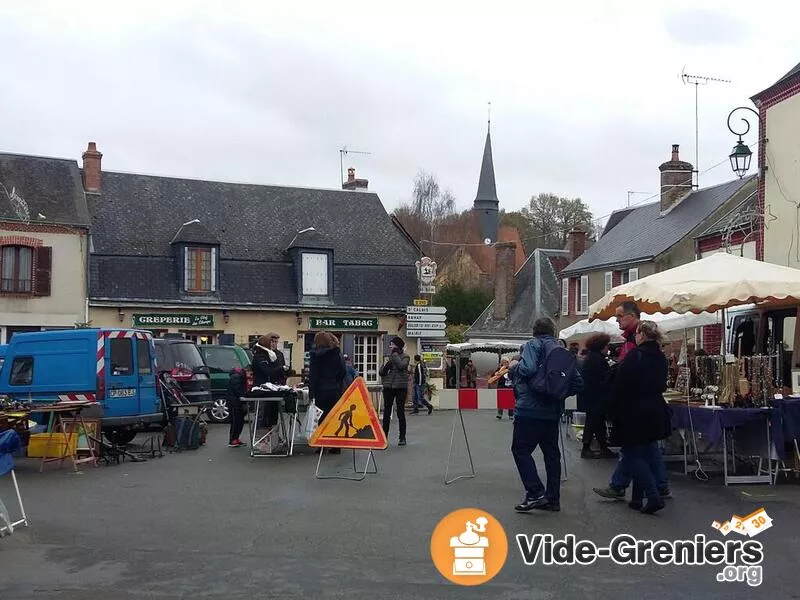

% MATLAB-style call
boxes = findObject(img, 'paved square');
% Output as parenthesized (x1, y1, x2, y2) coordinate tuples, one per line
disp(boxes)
(2, 411, 799, 599)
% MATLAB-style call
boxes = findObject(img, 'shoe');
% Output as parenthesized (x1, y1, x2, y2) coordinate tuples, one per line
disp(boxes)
(659, 488, 673, 499)
(427, 405, 433, 415)
(398, 439, 407, 446)
(593, 486, 625, 500)
(496, 415, 502, 420)
(411, 410, 419, 415)
(581, 449, 599, 459)
(628, 500, 643, 511)
(509, 414, 514, 420)
(534, 502, 560, 512)
(641, 499, 666, 515)
(515, 496, 549, 512)
(228, 439, 246, 447)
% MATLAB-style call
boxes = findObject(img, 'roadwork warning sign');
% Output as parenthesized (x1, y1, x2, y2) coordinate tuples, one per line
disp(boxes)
(308, 377, 388, 450)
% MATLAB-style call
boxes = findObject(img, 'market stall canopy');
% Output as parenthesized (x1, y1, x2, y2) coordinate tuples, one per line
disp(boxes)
(588, 253, 800, 320)
(560, 311, 721, 341)
(446, 341, 522, 356)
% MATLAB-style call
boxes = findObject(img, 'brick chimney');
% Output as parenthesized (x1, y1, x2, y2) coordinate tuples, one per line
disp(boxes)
(82, 142, 103, 194)
(567, 227, 587, 262)
(658, 144, 693, 214)
(342, 167, 368, 191)
(493, 241, 517, 320)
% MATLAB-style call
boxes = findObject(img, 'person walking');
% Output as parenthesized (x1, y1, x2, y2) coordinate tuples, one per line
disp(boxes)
(251, 333, 290, 429)
(578, 333, 616, 459)
(379, 336, 410, 446)
(226, 366, 249, 447)
(309, 331, 346, 454)
(510, 318, 584, 513)
(464, 360, 478, 388)
(494, 359, 514, 420)
(603, 321, 671, 514)
(411, 355, 433, 415)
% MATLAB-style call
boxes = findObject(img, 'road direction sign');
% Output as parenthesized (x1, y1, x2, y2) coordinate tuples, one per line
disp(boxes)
(413, 298, 429, 306)
(406, 329, 447, 338)
(419, 285, 435, 294)
(406, 321, 446, 330)
(406, 314, 447, 322)
(406, 306, 447, 314)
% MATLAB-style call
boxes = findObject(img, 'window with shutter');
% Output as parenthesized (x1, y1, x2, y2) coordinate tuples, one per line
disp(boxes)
(33, 246, 52, 296)
(302, 252, 329, 295)
(184, 247, 214, 293)
(1, 245, 34, 293)
(604, 271, 613, 293)
(561, 278, 569, 316)
(579, 275, 589, 314)
(628, 267, 639, 282)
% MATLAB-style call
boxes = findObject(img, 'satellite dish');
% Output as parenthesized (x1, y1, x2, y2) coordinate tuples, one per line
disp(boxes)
(484, 238, 492, 245)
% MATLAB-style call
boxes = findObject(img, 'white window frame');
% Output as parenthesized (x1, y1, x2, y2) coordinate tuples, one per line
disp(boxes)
(301, 252, 329, 296)
(578, 275, 589, 315)
(604, 271, 613, 293)
(561, 278, 569, 316)
(353, 334, 379, 385)
(628, 267, 639, 282)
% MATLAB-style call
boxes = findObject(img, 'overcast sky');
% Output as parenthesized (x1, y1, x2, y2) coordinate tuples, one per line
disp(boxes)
(1, 1, 797, 229)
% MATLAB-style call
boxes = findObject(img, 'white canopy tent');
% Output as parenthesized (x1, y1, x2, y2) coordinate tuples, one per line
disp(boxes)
(559, 311, 721, 343)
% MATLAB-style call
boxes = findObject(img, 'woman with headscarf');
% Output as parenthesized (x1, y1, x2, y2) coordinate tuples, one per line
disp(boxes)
(251, 332, 289, 429)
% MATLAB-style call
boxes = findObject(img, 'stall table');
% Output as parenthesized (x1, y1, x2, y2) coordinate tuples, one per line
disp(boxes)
(242, 388, 308, 458)
(669, 403, 773, 485)
(28, 401, 98, 473)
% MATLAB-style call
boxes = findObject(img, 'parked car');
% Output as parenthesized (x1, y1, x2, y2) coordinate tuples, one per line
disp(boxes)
(197, 345, 252, 423)
(153, 338, 212, 406)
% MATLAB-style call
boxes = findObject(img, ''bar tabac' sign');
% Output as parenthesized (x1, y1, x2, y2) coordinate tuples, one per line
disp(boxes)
(309, 317, 378, 330)
(132, 313, 214, 328)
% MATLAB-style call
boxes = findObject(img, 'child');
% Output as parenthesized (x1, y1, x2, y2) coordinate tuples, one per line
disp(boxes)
(227, 366, 249, 447)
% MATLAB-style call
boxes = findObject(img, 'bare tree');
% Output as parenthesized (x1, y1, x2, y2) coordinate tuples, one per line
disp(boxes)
(521, 193, 594, 248)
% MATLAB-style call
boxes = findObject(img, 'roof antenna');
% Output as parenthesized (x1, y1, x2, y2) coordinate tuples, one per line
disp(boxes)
(339, 146, 372, 186)
(681, 67, 731, 188)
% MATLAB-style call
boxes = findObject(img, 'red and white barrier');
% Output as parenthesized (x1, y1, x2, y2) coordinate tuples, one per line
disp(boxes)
(437, 388, 515, 411)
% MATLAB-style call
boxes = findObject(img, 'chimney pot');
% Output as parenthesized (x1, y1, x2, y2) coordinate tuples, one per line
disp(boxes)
(82, 141, 103, 194)
(659, 144, 694, 214)
(347, 167, 355, 182)
(671, 144, 680, 161)
(567, 227, 587, 262)
(342, 167, 369, 191)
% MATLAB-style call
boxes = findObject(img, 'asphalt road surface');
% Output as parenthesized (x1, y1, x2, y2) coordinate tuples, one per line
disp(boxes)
(2, 411, 799, 599)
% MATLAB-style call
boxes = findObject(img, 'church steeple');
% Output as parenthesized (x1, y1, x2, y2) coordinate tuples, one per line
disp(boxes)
(473, 117, 499, 244)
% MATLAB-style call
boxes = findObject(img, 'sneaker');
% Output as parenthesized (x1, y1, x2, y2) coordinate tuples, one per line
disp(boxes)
(641, 499, 666, 515)
(398, 439, 407, 446)
(534, 502, 560, 512)
(496, 415, 502, 420)
(593, 486, 625, 500)
(427, 405, 433, 415)
(515, 496, 549, 512)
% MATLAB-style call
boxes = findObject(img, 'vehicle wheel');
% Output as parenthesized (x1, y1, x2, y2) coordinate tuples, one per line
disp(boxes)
(105, 428, 137, 445)
(207, 398, 230, 423)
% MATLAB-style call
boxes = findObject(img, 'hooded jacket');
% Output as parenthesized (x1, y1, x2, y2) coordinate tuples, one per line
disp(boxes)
(379, 351, 410, 389)
(510, 335, 584, 421)
(225, 367, 248, 407)
(309, 346, 346, 400)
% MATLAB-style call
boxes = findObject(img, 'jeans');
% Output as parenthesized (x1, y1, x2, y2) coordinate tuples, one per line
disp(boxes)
(511, 417, 561, 505)
(620, 444, 660, 504)
(611, 441, 669, 492)
(412, 384, 431, 411)
(382, 388, 407, 440)
(228, 403, 245, 443)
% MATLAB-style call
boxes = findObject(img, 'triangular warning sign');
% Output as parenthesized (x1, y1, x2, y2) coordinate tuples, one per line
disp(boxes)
(308, 377, 388, 450)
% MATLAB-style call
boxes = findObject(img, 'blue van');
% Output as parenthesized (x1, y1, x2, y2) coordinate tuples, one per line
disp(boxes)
(0, 328, 162, 444)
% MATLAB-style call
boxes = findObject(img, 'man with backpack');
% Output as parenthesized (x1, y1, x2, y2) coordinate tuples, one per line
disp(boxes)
(510, 318, 584, 513)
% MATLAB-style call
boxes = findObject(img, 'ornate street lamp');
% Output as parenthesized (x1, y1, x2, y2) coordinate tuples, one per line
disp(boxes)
(727, 106, 759, 178)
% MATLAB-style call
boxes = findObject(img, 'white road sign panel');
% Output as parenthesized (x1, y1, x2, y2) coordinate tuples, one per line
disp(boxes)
(406, 306, 447, 314)
(406, 321, 446, 330)
(419, 285, 436, 294)
(406, 314, 447, 322)
(406, 329, 447, 338)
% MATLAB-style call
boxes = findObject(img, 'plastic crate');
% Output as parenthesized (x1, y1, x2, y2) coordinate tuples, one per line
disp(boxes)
(27, 433, 77, 458)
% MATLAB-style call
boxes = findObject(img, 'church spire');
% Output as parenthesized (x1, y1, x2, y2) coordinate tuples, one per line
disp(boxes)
(473, 113, 499, 244)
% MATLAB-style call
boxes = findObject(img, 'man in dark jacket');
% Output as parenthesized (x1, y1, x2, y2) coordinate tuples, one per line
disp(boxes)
(509, 318, 583, 513)
(251, 332, 289, 428)
(379, 336, 410, 446)
(411, 355, 433, 415)
(227, 367, 248, 447)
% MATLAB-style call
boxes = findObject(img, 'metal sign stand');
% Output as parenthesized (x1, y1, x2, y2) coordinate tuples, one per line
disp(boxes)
(315, 448, 378, 482)
(444, 408, 476, 485)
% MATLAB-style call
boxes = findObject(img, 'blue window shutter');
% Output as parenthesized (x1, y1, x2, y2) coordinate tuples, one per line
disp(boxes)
(183, 247, 189, 291)
(211, 247, 217, 292)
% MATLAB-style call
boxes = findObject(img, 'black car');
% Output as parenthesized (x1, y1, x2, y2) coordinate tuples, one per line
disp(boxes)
(153, 338, 212, 405)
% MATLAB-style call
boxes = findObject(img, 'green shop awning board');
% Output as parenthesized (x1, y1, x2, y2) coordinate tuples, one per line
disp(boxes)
(132, 314, 215, 328)
(309, 317, 378, 330)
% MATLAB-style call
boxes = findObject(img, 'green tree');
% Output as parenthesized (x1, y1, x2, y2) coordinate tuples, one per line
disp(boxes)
(499, 209, 536, 255)
(521, 193, 594, 249)
(433, 282, 491, 327)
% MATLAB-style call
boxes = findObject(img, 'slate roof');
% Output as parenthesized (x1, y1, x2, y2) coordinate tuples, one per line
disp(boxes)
(601, 208, 634, 237)
(88, 171, 419, 309)
(467, 248, 569, 339)
(561, 175, 757, 275)
(474, 128, 499, 207)
(0, 152, 90, 226)
(752, 61, 800, 102)
(171, 220, 220, 245)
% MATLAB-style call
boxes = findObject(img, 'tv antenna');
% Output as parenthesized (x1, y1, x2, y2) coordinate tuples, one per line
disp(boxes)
(339, 146, 372, 185)
(1, 182, 30, 224)
(626, 191, 649, 208)
(681, 67, 731, 187)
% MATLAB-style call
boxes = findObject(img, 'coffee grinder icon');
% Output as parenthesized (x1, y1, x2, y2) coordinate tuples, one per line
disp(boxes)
(450, 516, 489, 576)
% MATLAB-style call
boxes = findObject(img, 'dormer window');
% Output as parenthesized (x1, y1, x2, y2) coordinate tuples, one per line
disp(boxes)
(302, 252, 328, 296)
(184, 246, 217, 293)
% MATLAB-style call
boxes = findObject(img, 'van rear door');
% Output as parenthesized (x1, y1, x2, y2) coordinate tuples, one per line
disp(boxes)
(105, 335, 139, 418)
(135, 335, 160, 418)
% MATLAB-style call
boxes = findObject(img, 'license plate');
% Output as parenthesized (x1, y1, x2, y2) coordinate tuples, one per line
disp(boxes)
(110, 388, 136, 398)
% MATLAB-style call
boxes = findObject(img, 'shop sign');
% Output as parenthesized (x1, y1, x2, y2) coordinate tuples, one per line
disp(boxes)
(132, 313, 214, 328)
(422, 351, 443, 370)
(309, 317, 378, 330)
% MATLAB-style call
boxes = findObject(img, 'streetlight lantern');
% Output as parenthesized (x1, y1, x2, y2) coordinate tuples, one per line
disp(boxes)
(726, 106, 759, 178)
(729, 140, 753, 179)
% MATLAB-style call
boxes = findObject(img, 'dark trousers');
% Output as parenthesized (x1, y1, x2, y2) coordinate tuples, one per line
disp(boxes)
(620, 444, 660, 504)
(382, 387, 407, 440)
(611, 441, 669, 492)
(315, 388, 341, 427)
(511, 417, 561, 505)
(228, 403, 245, 443)
(582, 410, 608, 450)
(413, 384, 432, 411)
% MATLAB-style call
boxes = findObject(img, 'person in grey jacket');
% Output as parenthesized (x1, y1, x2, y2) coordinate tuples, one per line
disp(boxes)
(379, 336, 410, 446)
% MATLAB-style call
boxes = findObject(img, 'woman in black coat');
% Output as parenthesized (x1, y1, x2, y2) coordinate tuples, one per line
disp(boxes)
(309, 330, 346, 453)
(607, 320, 671, 515)
(578, 333, 616, 459)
